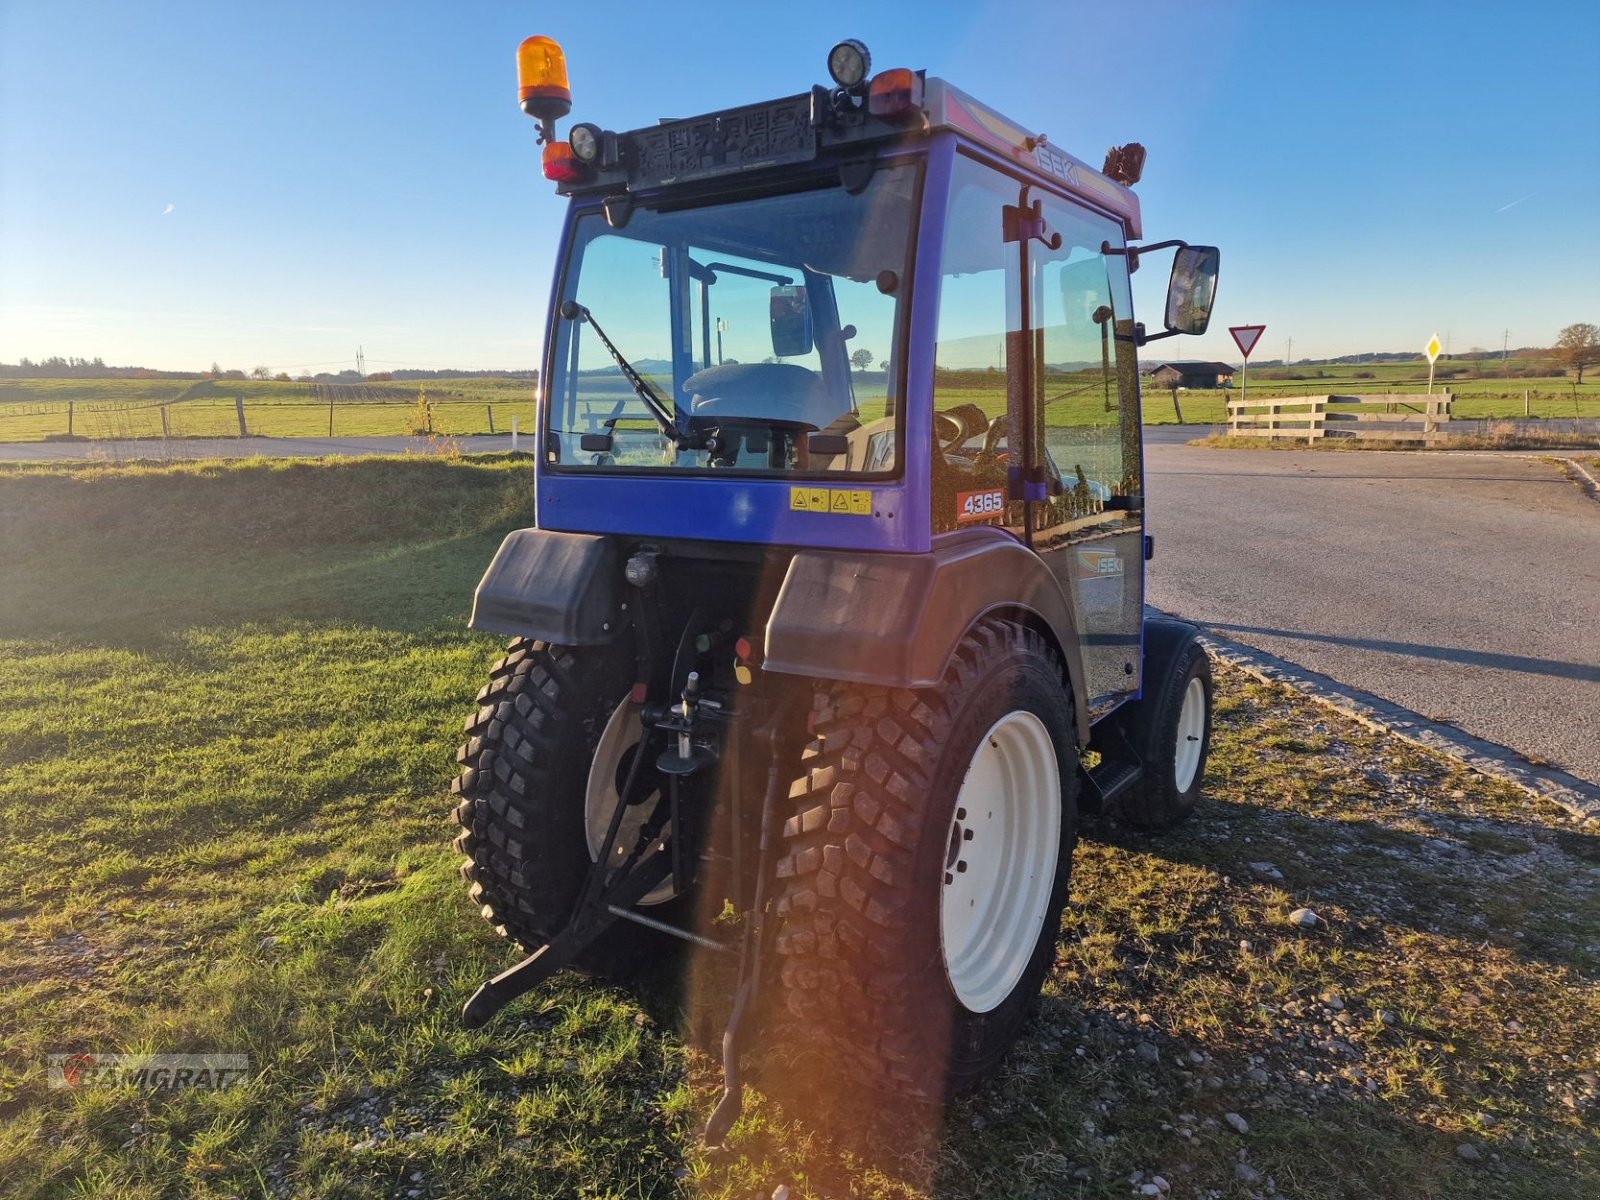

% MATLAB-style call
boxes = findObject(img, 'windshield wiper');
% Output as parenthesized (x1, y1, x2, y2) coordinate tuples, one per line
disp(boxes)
(559, 300, 689, 448)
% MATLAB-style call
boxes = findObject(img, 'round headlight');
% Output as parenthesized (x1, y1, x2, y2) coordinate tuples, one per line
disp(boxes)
(568, 122, 602, 163)
(827, 39, 871, 89)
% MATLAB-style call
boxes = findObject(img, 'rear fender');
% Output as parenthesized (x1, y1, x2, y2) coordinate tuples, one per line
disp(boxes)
(763, 527, 1092, 743)
(469, 529, 621, 645)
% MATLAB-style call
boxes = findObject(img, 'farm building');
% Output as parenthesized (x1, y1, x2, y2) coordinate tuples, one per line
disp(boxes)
(1145, 361, 1236, 389)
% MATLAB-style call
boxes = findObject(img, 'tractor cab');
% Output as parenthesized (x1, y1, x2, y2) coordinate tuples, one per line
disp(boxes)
(524, 40, 1216, 718)
(454, 38, 1220, 1144)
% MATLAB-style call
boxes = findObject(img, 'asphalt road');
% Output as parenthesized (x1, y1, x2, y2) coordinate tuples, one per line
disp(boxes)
(0, 425, 1212, 461)
(0, 434, 521, 461)
(1145, 446, 1600, 786)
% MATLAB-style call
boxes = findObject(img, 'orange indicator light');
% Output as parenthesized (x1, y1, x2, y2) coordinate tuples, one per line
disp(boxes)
(517, 36, 571, 120)
(542, 140, 587, 183)
(868, 68, 923, 118)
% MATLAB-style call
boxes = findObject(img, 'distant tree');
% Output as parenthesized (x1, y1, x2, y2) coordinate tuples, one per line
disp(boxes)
(251, 365, 271, 380)
(208, 362, 222, 378)
(366, 371, 394, 382)
(274, 372, 291, 382)
(850, 348, 875, 372)
(1554, 323, 1599, 385)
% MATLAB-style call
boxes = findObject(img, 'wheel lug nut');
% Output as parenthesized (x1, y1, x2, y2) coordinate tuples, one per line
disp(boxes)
(963, 828, 974, 841)
(956, 861, 967, 873)
(956, 808, 966, 820)
(944, 872, 954, 885)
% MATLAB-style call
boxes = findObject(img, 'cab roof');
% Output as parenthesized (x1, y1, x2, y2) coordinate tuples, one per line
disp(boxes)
(559, 74, 1142, 240)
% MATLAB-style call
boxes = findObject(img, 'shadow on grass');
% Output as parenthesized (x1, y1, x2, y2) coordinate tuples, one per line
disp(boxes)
(1083, 796, 1600, 983)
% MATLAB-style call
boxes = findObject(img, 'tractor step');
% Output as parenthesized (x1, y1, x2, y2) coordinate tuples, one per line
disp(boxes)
(1085, 757, 1143, 809)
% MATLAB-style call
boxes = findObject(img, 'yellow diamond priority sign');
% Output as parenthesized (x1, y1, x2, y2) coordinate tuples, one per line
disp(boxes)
(1425, 333, 1443, 364)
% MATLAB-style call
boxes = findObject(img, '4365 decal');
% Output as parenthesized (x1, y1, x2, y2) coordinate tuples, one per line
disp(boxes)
(955, 488, 1006, 523)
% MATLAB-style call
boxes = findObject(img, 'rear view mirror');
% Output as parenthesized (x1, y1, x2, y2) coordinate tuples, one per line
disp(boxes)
(1164, 245, 1220, 335)
(769, 285, 813, 357)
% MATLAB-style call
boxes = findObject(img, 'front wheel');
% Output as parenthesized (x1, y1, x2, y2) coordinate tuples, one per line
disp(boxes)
(1118, 624, 1213, 831)
(771, 619, 1077, 1100)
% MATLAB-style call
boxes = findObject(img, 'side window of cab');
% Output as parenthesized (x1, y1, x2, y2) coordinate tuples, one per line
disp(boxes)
(930, 156, 1022, 535)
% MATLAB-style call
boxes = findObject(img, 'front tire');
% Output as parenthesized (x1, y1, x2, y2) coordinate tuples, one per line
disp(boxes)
(1119, 626, 1213, 831)
(771, 619, 1077, 1100)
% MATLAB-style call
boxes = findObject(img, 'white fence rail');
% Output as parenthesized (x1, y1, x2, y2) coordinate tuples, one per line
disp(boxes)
(1226, 394, 1453, 443)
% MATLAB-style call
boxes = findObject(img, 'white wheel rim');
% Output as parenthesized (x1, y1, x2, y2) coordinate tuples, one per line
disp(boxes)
(585, 699, 674, 906)
(939, 710, 1061, 1014)
(1173, 676, 1206, 793)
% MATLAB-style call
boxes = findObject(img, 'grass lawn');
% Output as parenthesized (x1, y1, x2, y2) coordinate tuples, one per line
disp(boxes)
(1, 455, 1597, 1198)
(0, 379, 537, 442)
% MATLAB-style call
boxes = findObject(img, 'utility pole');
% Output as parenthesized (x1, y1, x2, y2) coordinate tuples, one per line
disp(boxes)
(356, 345, 365, 377)
(1502, 329, 1510, 373)
(1285, 336, 1293, 366)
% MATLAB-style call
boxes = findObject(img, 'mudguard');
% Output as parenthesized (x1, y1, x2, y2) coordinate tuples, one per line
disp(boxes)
(763, 527, 1092, 743)
(469, 529, 621, 645)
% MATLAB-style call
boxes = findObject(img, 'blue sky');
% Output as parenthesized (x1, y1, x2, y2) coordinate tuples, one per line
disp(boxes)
(2, 0, 1596, 373)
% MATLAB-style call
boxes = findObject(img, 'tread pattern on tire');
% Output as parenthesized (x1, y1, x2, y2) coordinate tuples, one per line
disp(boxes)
(450, 638, 596, 947)
(771, 618, 1071, 1098)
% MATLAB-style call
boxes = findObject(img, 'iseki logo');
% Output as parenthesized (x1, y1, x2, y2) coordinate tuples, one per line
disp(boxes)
(48, 1053, 250, 1091)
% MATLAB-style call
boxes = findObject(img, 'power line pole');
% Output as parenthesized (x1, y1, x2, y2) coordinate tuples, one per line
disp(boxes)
(1502, 329, 1510, 373)
(356, 345, 365, 377)
(1285, 336, 1293, 366)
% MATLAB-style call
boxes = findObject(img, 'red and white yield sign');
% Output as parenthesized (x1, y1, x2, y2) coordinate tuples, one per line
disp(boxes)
(1230, 324, 1267, 359)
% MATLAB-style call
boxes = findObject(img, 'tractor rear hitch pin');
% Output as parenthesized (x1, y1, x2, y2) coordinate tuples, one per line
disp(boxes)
(676, 671, 701, 759)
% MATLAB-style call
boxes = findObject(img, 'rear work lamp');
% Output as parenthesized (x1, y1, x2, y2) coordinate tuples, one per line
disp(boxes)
(827, 39, 871, 89)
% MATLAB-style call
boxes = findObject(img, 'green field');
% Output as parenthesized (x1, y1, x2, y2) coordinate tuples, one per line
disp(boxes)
(2, 455, 1597, 1197)
(1, 361, 1595, 444)
(0, 378, 537, 442)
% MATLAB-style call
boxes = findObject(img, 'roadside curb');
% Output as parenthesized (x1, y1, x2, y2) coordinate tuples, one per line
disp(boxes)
(1154, 610, 1600, 824)
(1557, 456, 1600, 505)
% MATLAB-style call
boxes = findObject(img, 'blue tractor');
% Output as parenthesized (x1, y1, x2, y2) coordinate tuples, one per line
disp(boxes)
(453, 36, 1220, 1141)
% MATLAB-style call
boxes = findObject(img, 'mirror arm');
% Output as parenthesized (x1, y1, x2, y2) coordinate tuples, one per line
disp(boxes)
(1135, 323, 1184, 348)
(1102, 237, 1189, 270)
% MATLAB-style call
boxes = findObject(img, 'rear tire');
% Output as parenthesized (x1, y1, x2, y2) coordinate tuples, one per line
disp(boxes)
(450, 638, 685, 969)
(771, 619, 1077, 1100)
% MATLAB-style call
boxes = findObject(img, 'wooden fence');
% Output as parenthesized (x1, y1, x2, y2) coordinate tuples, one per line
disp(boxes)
(1226, 394, 1453, 443)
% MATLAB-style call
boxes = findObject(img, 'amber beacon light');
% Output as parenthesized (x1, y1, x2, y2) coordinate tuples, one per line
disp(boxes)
(517, 35, 572, 142)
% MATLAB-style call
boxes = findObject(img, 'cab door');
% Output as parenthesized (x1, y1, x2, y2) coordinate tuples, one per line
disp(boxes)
(1023, 196, 1145, 718)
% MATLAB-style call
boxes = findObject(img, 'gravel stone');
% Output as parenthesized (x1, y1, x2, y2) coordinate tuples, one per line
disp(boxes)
(1224, 1111, 1251, 1135)
(1288, 907, 1319, 928)
(1457, 1142, 1483, 1162)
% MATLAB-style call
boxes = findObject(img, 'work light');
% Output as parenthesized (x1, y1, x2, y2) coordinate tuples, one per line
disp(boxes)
(568, 122, 602, 163)
(827, 39, 871, 89)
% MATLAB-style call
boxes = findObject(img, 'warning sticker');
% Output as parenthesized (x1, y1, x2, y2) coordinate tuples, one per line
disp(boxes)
(789, 486, 872, 515)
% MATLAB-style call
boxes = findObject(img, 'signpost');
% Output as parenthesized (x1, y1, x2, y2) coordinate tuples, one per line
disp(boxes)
(1230, 324, 1267, 407)
(1425, 332, 1443, 393)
